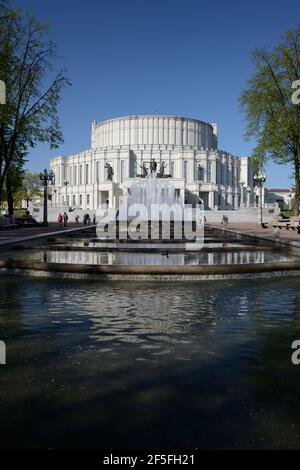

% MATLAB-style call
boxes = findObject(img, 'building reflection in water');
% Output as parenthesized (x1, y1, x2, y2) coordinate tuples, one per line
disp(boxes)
(23, 249, 292, 266)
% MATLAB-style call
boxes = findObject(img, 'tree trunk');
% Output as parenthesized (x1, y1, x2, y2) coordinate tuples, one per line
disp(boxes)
(6, 177, 14, 216)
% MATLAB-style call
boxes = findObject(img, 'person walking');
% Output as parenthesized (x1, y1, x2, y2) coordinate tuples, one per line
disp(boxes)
(221, 214, 229, 227)
(75, 215, 79, 224)
(63, 212, 68, 227)
(93, 214, 96, 225)
(58, 212, 63, 228)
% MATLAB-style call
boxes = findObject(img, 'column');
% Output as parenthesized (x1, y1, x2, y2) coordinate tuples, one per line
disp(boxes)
(109, 189, 114, 208)
(208, 191, 214, 210)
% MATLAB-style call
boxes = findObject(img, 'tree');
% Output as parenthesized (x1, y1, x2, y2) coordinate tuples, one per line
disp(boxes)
(240, 25, 300, 214)
(14, 171, 42, 208)
(0, 0, 70, 214)
(0, 162, 23, 211)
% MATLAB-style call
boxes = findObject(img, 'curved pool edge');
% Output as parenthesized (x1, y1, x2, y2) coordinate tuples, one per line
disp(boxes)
(1, 268, 300, 281)
(1, 259, 300, 280)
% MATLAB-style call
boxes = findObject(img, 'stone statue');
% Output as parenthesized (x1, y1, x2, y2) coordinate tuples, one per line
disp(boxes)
(150, 158, 157, 174)
(157, 162, 166, 178)
(140, 163, 148, 177)
(105, 162, 114, 181)
(197, 164, 204, 181)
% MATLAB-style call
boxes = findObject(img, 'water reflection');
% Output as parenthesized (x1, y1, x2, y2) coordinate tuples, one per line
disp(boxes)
(21, 249, 293, 265)
(0, 277, 300, 448)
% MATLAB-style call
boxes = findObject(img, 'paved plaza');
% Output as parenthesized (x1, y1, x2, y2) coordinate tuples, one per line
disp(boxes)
(208, 221, 300, 248)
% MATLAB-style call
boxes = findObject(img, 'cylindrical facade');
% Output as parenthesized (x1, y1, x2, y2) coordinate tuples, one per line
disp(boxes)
(92, 115, 217, 150)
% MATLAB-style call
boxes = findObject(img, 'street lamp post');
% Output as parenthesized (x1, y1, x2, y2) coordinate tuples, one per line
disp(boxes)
(53, 188, 57, 207)
(39, 169, 55, 226)
(64, 181, 69, 207)
(288, 188, 293, 210)
(254, 172, 267, 226)
(240, 181, 245, 207)
(246, 186, 252, 207)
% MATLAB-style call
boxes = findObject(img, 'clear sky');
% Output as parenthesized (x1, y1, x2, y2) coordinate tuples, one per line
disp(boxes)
(13, 0, 300, 188)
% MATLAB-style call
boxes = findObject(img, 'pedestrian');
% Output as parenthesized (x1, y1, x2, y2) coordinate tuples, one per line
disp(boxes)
(93, 214, 96, 225)
(86, 213, 90, 225)
(83, 213, 87, 225)
(75, 215, 79, 224)
(58, 212, 63, 228)
(221, 214, 229, 227)
(63, 212, 68, 227)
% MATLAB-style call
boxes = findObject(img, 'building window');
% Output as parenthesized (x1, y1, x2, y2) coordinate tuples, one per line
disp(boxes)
(130, 157, 137, 177)
(184, 161, 188, 181)
(170, 161, 175, 177)
(96, 161, 100, 183)
(87, 194, 90, 206)
(67, 195, 70, 207)
(85, 164, 89, 184)
(79, 165, 83, 185)
(79, 194, 82, 206)
(120, 160, 125, 182)
(207, 162, 212, 183)
(69, 166, 72, 185)
(74, 166, 77, 186)
(223, 164, 227, 186)
(216, 161, 221, 184)
(72, 195, 76, 206)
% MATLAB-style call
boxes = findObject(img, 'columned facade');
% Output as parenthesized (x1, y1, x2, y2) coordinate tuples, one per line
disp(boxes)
(50, 115, 254, 210)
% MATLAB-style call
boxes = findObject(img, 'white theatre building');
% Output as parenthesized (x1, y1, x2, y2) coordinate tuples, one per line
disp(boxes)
(50, 115, 254, 211)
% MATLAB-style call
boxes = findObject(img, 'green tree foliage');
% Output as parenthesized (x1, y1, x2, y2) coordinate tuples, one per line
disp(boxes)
(240, 26, 300, 214)
(14, 171, 42, 208)
(0, 0, 70, 214)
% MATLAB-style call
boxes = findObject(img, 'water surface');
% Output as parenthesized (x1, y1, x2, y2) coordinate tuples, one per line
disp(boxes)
(0, 276, 300, 449)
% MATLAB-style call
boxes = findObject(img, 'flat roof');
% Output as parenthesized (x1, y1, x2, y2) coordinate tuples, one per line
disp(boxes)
(93, 115, 214, 127)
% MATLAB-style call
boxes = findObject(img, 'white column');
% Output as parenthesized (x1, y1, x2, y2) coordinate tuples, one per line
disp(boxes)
(109, 189, 113, 208)
(208, 191, 214, 210)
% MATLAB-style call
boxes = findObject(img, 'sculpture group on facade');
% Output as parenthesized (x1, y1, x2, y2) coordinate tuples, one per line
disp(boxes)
(105, 159, 167, 182)
(139, 159, 167, 178)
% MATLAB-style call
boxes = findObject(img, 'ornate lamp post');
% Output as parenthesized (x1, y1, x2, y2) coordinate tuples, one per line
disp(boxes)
(240, 181, 245, 207)
(246, 186, 252, 207)
(39, 169, 55, 226)
(254, 171, 267, 225)
(287, 188, 293, 210)
(63, 180, 69, 207)
(53, 188, 57, 207)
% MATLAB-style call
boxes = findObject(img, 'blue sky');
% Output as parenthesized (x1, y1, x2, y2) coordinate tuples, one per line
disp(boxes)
(14, 0, 300, 188)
